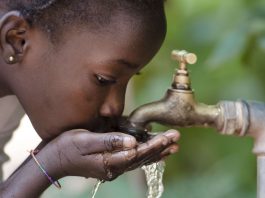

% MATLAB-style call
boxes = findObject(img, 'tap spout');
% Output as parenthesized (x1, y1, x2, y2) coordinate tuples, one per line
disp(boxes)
(119, 49, 227, 141)
(119, 50, 248, 142)
(128, 89, 222, 132)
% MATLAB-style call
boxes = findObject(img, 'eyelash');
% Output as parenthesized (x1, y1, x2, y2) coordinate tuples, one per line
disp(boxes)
(95, 74, 117, 86)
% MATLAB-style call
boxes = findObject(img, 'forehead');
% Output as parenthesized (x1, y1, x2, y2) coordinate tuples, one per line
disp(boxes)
(56, 12, 166, 68)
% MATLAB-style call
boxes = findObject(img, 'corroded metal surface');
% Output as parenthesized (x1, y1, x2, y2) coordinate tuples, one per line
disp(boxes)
(119, 49, 265, 198)
(122, 50, 224, 141)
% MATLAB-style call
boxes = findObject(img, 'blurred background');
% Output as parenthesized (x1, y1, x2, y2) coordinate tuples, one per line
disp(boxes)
(3, 0, 265, 197)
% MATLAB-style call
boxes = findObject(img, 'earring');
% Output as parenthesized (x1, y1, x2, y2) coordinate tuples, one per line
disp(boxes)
(7, 55, 16, 64)
(9, 56, 14, 62)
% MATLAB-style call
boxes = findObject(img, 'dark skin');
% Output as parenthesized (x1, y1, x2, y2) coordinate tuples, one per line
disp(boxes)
(0, 9, 180, 197)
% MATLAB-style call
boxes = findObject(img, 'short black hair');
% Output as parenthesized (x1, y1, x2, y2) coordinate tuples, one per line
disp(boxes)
(3, 0, 165, 42)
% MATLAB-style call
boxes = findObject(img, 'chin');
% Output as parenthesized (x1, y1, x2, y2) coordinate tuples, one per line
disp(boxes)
(33, 124, 62, 140)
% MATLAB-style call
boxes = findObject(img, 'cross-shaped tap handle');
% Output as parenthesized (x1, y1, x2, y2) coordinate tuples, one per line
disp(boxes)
(171, 50, 197, 70)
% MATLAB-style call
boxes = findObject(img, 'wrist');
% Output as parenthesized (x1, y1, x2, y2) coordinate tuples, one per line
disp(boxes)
(29, 150, 62, 189)
(3, 149, 58, 197)
(36, 144, 65, 180)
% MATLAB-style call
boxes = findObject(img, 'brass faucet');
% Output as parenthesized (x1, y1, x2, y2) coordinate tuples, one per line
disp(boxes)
(119, 50, 249, 142)
(128, 50, 222, 129)
(118, 50, 265, 198)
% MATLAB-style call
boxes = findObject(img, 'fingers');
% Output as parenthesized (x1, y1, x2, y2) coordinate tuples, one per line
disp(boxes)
(95, 132, 136, 152)
(72, 130, 137, 155)
(138, 130, 180, 165)
(109, 129, 180, 166)
(99, 149, 137, 180)
(162, 129, 181, 142)
(98, 130, 180, 176)
(136, 129, 179, 159)
(81, 129, 180, 181)
(83, 143, 179, 181)
(81, 150, 137, 181)
(127, 143, 179, 169)
(160, 143, 179, 157)
(67, 128, 179, 156)
(145, 143, 179, 165)
(136, 134, 169, 159)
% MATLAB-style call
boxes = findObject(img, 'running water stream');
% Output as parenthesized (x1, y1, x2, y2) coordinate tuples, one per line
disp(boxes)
(91, 180, 103, 198)
(142, 161, 165, 198)
(91, 161, 165, 198)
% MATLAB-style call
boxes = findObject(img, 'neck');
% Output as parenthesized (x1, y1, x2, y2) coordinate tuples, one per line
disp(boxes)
(0, 61, 14, 98)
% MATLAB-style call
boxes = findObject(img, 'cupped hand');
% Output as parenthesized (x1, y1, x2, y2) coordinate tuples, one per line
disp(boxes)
(45, 129, 180, 181)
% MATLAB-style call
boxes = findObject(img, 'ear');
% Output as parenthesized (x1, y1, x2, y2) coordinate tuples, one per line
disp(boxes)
(0, 11, 30, 65)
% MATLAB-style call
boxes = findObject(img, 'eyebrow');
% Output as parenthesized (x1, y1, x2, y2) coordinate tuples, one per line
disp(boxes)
(115, 59, 140, 69)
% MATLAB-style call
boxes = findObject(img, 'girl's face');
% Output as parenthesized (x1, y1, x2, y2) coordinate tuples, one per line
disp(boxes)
(8, 14, 166, 139)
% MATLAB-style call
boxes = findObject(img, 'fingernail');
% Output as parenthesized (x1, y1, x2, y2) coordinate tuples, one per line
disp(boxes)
(123, 136, 136, 148)
(167, 129, 178, 133)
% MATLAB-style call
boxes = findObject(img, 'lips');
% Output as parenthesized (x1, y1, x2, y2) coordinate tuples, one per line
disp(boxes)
(61, 116, 149, 141)
(87, 117, 121, 133)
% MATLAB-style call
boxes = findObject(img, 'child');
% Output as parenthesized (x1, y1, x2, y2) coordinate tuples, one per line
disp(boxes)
(0, 0, 180, 197)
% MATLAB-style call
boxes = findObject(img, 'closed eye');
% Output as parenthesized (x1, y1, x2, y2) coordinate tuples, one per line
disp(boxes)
(95, 74, 117, 86)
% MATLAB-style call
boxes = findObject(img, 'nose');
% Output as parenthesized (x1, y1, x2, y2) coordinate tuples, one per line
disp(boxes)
(99, 88, 125, 117)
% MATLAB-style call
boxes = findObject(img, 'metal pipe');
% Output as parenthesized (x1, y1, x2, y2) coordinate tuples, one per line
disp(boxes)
(245, 101, 265, 155)
(245, 102, 265, 198)
(258, 156, 265, 198)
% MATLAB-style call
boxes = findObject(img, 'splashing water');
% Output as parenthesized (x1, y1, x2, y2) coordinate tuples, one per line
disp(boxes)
(91, 180, 103, 198)
(90, 162, 165, 198)
(142, 161, 166, 198)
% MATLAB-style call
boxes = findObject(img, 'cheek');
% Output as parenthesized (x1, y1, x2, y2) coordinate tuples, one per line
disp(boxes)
(50, 81, 105, 122)
(35, 77, 108, 137)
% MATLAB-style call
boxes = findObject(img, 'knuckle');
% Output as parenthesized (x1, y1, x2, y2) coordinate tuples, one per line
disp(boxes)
(164, 129, 180, 142)
(160, 134, 169, 145)
(124, 149, 137, 161)
(102, 153, 121, 181)
(161, 134, 168, 142)
(104, 134, 123, 151)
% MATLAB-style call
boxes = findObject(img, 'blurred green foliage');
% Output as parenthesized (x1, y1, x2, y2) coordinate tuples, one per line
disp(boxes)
(43, 0, 265, 197)
(132, 0, 265, 197)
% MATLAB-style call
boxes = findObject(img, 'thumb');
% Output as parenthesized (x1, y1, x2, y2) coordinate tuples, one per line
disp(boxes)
(73, 131, 137, 155)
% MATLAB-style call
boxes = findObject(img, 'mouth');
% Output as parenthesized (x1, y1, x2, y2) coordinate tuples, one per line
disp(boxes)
(117, 117, 150, 142)
(60, 116, 150, 142)
(90, 117, 151, 142)
(82, 116, 122, 133)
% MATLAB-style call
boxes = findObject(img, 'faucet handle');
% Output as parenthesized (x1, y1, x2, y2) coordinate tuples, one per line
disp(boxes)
(171, 50, 197, 69)
(171, 50, 197, 91)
